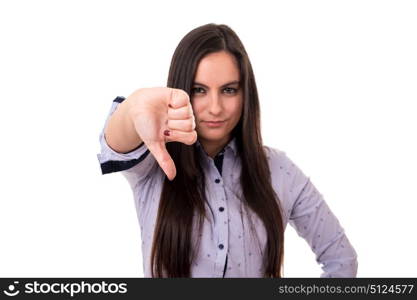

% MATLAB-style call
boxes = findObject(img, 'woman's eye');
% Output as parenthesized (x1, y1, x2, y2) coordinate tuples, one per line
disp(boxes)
(223, 87, 237, 94)
(191, 87, 205, 94)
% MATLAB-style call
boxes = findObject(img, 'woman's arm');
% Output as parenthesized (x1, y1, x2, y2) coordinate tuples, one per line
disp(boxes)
(287, 159, 358, 277)
(97, 97, 156, 189)
(104, 96, 143, 154)
(266, 146, 358, 277)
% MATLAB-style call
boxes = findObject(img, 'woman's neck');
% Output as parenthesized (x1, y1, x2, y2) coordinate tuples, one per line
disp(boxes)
(199, 136, 231, 158)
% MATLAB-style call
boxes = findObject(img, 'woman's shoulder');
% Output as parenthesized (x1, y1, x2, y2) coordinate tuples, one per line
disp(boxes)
(262, 144, 306, 181)
(263, 145, 290, 165)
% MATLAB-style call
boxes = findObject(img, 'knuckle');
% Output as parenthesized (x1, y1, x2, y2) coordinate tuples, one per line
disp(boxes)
(186, 121, 193, 131)
(190, 116, 196, 130)
(183, 139, 190, 145)
(180, 89, 190, 99)
(191, 131, 197, 143)
(186, 134, 195, 145)
(189, 108, 194, 118)
(174, 88, 189, 102)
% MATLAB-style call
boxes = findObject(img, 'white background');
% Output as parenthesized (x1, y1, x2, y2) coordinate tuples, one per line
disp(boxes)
(1, 0, 416, 277)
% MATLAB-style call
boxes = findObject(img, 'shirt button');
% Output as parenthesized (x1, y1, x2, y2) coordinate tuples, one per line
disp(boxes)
(218, 244, 224, 250)
(219, 207, 224, 212)
(215, 178, 221, 184)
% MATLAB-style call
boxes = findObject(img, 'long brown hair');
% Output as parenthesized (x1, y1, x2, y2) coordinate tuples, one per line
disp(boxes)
(150, 23, 285, 277)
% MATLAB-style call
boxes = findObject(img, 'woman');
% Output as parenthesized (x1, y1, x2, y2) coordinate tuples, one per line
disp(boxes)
(97, 23, 358, 277)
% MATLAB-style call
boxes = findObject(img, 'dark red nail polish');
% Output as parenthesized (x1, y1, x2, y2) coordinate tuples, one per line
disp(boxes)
(164, 130, 170, 136)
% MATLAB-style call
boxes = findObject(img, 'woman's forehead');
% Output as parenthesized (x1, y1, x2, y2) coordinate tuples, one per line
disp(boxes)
(194, 51, 240, 86)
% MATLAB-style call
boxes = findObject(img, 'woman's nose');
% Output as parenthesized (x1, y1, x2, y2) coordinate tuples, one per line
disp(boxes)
(208, 92, 222, 115)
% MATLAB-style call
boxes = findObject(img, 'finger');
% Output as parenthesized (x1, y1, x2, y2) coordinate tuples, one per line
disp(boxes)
(169, 88, 190, 109)
(147, 141, 176, 181)
(166, 130, 197, 145)
(168, 105, 193, 120)
(167, 118, 195, 131)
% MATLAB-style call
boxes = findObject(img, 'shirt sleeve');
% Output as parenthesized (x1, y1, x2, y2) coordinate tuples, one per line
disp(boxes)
(282, 152, 358, 278)
(96, 96, 157, 189)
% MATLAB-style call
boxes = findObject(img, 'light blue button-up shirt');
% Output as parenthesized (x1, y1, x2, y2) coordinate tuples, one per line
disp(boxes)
(97, 97, 358, 277)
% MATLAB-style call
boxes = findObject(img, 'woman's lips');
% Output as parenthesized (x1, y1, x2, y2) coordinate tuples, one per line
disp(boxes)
(203, 120, 225, 128)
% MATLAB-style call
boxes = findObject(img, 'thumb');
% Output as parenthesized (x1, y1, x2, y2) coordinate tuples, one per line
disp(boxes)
(147, 141, 176, 181)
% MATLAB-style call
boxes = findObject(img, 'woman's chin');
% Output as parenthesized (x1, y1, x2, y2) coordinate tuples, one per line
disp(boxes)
(197, 131, 230, 143)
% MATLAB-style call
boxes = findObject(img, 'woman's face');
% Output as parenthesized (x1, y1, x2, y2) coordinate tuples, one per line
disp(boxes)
(191, 51, 243, 149)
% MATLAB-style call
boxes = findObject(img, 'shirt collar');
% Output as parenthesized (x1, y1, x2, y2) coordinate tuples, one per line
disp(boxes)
(195, 136, 238, 157)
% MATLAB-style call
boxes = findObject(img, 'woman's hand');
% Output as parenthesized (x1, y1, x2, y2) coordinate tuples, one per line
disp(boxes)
(126, 87, 197, 181)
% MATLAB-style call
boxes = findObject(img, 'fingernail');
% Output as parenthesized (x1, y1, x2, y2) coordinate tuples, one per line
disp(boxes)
(163, 130, 170, 136)
(168, 104, 173, 108)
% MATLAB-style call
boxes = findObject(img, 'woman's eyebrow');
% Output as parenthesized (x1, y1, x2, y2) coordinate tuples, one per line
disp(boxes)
(193, 80, 240, 88)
